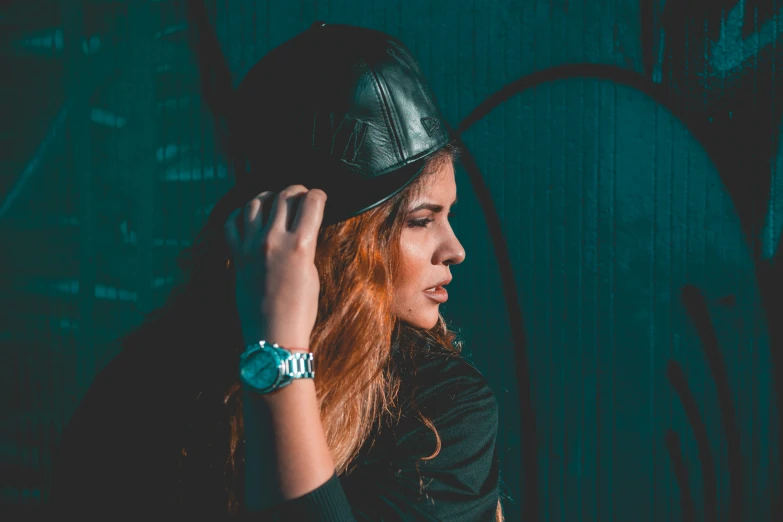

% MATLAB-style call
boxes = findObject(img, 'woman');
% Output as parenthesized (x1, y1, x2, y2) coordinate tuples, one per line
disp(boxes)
(51, 22, 504, 521)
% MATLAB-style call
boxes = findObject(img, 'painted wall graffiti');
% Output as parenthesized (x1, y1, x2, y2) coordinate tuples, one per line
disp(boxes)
(449, 1, 782, 520)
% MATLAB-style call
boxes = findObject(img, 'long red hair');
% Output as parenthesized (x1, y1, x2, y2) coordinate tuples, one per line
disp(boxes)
(142, 137, 504, 519)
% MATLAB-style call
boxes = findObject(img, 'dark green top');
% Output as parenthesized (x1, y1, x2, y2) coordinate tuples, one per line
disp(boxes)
(51, 328, 501, 520)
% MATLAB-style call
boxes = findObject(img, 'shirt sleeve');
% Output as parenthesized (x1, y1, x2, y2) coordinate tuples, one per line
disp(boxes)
(274, 356, 501, 522)
(265, 471, 356, 521)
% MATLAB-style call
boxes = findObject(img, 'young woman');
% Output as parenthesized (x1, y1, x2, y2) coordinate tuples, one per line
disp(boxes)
(51, 22, 504, 521)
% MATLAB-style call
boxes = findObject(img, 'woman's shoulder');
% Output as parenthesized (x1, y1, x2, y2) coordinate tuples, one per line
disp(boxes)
(343, 343, 501, 519)
(404, 341, 495, 391)
(391, 342, 499, 432)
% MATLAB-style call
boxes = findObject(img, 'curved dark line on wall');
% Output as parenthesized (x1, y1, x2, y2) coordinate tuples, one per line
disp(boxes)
(446, 125, 539, 522)
(666, 360, 717, 522)
(680, 285, 743, 522)
(456, 62, 775, 520)
(454, 64, 722, 206)
(185, 0, 235, 160)
(664, 430, 696, 522)
(453, 62, 718, 522)
(769, 103, 783, 259)
(755, 257, 783, 520)
(763, 114, 783, 518)
(640, 0, 656, 78)
(455, 64, 678, 135)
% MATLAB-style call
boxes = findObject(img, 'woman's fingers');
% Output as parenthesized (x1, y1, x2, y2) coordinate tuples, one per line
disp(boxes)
(229, 186, 326, 256)
(244, 191, 275, 243)
(269, 185, 309, 235)
(292, 189, 327, 242)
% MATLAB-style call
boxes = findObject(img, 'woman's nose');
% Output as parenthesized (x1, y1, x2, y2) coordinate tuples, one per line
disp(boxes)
(444, 235, 466, 266)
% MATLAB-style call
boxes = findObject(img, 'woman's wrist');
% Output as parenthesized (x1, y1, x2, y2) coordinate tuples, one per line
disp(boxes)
(260, 377, 317, 408)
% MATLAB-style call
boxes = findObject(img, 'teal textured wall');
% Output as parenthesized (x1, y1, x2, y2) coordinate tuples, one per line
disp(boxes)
(2, 1, 782, 521)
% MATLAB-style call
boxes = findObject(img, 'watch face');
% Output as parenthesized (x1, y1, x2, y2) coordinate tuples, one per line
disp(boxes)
(239, 346, 281, 393)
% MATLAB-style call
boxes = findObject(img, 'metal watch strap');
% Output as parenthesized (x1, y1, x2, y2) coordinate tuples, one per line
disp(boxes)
(283, 351, 315, 379)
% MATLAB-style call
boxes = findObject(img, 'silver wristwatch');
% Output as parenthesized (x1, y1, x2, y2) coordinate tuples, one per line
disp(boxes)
(239, 340, 315, 395)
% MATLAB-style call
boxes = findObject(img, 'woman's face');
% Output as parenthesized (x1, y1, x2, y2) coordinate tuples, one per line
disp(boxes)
(392, 161, 466, 329)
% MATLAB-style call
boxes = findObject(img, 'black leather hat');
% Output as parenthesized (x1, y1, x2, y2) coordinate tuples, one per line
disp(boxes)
(206, 21, 452, 229)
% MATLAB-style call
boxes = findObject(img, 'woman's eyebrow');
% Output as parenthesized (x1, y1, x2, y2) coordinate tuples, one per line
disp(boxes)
(408, 197, 458, 213)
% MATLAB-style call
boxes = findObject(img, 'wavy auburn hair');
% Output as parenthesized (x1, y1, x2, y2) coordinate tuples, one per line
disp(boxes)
(138, 137, 503, 520)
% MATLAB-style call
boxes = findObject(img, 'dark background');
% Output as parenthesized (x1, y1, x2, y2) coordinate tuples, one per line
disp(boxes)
(2, 1, 782, 521)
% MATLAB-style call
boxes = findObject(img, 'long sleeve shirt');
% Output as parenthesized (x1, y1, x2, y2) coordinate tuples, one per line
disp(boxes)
(50, 331, 501, 520)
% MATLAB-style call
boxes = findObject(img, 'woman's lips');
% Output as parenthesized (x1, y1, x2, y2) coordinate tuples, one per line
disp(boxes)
(423, 286, 448, 303)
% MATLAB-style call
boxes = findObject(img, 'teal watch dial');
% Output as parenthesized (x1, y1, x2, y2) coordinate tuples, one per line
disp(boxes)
(239, 342, 288, 394)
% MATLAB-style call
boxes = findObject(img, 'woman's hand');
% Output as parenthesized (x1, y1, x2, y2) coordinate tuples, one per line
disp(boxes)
(224, 185, 328, 351)
(227, 191, 334, 511)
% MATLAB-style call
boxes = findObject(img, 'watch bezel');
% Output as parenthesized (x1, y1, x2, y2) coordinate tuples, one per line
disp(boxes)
(270, 344, 295, 390)
(240, 341, 289, 394)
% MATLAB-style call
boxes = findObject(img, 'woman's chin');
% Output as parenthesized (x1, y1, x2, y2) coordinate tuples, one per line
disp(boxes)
(400, 312, 439, 331)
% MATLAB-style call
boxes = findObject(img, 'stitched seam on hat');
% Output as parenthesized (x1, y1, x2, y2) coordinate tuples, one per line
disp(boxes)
(404, 132, 450, 163)
(366, 64, 405, 162)
(374, 71, 407, 162)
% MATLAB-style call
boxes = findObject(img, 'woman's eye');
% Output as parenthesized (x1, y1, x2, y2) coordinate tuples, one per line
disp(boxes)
(408, 217, 434, 228)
